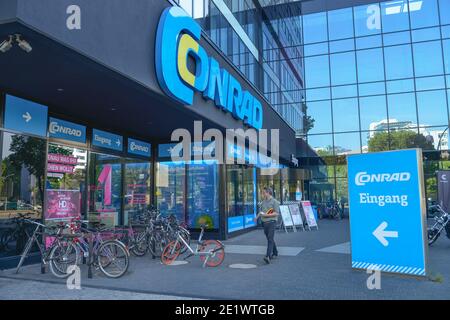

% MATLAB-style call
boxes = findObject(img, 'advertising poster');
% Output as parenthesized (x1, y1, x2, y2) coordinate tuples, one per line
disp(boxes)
(301, 201, 318, 228)
(45, 190, 81, 220)
(437, 171, 450, 213)
(279, 205, 294, 227)
(288, 204, 304, 226)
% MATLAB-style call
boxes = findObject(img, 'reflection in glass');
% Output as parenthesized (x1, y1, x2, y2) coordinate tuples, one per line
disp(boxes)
(357, 48, 385, 82)
(384, 44, 414, 80)
(440, 0, 450, 25)
(413, 41, 444, 77)
(0, 132, 45, 257)
(387, 93, 418, 126)
(332, 98, 360, 132)
(330, 52, 356, 85)
(359, 95, 388, 131)
(417, 90, 449, 127)
(354, 3, 381, 37)
(327, 8, 354, 40)
(443, 40, 450, 74)
(333, 132, 361, 154)
(305, 55, 330, 88)
(303, 12, 328, 44)
(381, 1, 410, 32)
(409, 0, 439, 29)
(308, 134, 334, 156)
(307, 101, 333, 134)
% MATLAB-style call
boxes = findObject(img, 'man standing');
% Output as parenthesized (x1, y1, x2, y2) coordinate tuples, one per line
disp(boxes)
(255, 187, 280, 264)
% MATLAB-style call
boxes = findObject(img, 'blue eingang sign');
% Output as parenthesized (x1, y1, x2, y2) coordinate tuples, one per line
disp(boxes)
(348, 149, 428, 277)
(155, 7, 263, 130)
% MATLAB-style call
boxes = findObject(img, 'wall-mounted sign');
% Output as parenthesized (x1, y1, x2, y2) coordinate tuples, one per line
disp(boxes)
(155, 7, 263, 130)
(48, 117, 86, 143)
(128, 138, 151, 158)
(4, 95, 48, 137)
(348, 149, 428, 277)
(92, 129, 123, 152)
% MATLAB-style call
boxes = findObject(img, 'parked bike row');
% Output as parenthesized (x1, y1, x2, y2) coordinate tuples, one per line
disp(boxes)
(13, 207, 225, 279)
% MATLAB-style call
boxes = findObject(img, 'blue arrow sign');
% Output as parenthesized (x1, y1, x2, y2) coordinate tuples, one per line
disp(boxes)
(348, 149, 428, 277)
(4, 95, 48, 137)
(92, 129, 123, 151)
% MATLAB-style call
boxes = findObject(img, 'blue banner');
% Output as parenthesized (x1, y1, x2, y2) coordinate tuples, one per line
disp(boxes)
(128, 138, 151, 158)
(92, 129, 123, 151)
(48, 117, 86, 143)
(4, 95, 48, 137)
(228, 216, 244, 233)
(348, 149, 428, 277)
(244, 214, 256, 228)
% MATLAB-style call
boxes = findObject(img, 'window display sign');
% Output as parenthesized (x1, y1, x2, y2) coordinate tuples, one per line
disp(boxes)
(48, 153, 78, 165)
(301, 201, 318, 228)
(45, 190, 81, 220)
(348, 149, 428, 277)
(47, 163, 75, 174)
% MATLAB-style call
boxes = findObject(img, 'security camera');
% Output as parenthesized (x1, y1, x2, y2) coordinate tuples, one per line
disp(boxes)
(0, 36, 13, 53)
(15, 34, 32, 53)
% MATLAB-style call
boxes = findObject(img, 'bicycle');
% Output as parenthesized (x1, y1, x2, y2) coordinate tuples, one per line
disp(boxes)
(0, 213, 36, 254)
(15, 219, 79, 278)
(161, 224, 225, 268)
(68, 220, 130, 278)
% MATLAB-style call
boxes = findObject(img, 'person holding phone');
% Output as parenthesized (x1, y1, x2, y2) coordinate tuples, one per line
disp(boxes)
(254, 187, 280, 264)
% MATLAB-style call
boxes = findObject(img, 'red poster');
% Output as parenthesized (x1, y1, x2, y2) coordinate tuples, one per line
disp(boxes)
(45, 190, 81, 220)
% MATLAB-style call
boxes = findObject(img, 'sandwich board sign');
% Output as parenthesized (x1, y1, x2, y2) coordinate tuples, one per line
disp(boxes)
(288, 204, 304, 230)
(348, 149, 428, 277)
(279, 205, 295, 232)
(301, 201, 318, 230)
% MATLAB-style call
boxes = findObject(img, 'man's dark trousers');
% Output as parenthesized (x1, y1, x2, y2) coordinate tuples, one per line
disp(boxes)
(263, 221, 278, 258)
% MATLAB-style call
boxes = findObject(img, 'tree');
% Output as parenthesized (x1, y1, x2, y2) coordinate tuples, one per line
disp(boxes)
(368, 130, 435, 152)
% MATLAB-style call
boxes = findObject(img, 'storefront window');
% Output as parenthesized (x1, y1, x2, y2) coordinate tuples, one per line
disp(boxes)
(156, 161, 186, 224)
(45, 144, 86, 223)
(124, 160, 151, 225)
(187, 161, 219, 229)
(0, 132, 45, 257)
(226, 165, 257, 232)
(88, 153, 122, 227)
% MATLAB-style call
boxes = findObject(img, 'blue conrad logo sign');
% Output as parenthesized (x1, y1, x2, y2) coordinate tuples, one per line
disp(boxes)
(128, 138, 151, 158)
(49, 117, 86, 143)
(155, 7, 263, 130)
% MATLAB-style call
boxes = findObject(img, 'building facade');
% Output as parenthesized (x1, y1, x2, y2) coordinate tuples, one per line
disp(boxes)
(0, 0, 307, 269)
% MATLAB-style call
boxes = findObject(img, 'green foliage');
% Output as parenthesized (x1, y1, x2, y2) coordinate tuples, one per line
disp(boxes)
(368, 130, 435, 152)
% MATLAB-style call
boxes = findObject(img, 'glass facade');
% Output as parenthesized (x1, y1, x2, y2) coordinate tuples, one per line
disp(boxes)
(174, 0, 305, 135)
(302, 0, 450, 205)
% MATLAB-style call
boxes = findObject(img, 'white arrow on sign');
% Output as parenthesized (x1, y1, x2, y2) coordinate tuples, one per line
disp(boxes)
(22, 112, 32, 123)
(116, 139, 121, 147)
(373, 221, 398, 247)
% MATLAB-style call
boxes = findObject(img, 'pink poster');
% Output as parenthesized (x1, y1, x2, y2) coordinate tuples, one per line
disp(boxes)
(47, 153, 78, 165)
(47, 163, 75, 174)
(45, 190, 81, 220)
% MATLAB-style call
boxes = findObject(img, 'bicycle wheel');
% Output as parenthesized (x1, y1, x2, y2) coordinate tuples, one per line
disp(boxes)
(161, 241, 181, 265)
(49, 241, 80, 278)
(427, 228, 440, 246)
(97, 240, 129, 278)
(199, 240, 225, 267)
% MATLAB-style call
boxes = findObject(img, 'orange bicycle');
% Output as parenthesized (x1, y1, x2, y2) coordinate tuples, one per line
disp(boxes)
(161, 224, 225, 268)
